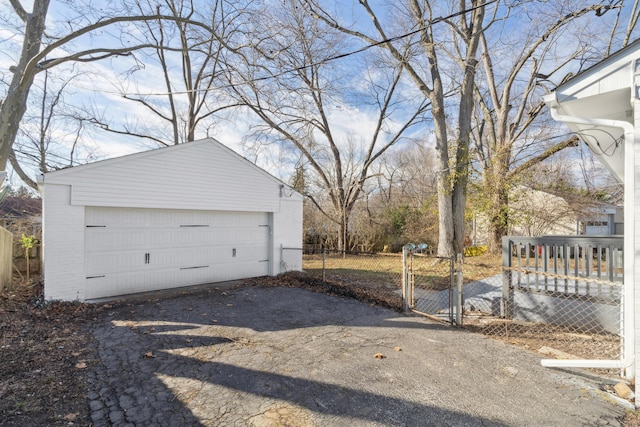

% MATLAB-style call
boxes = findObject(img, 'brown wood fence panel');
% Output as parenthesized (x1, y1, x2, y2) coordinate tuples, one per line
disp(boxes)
(0, 227, 12, 291)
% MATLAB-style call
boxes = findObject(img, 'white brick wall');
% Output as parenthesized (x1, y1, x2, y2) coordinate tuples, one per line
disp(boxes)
(43, 184, 86, 301)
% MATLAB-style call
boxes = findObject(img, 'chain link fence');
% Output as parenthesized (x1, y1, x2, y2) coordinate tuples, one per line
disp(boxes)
(302, 249, 457, 323)
(301, 240, 625, 377)
(302, 250, 404, 291)
(462, 237, 625, 376)
(403, 252, 456, 323)
(462, 269, 622, 363)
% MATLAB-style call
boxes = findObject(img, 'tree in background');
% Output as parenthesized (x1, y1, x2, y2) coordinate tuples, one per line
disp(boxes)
(228, 0, 431, 251)
(471, 1, 628, 253)
(86, 0, 244, 146)
(302, 0, 488, 257)
(9, 67, 101, 189)
(0, 0, 227, 174)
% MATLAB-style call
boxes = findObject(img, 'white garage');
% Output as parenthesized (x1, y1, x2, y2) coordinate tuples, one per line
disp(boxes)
(39, 138, 303, 301)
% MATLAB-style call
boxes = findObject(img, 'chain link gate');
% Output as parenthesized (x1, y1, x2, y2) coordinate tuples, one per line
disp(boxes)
(402, 245, 460, 325)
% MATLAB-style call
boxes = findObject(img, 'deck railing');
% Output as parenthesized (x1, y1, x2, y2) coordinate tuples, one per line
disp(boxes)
(501, 235, 623, 327)
(503, 235, 623, 285)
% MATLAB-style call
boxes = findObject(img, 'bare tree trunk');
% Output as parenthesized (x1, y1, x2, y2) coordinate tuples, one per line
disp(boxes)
(486, 181, 509, 253)
(0, 0, 50, 170)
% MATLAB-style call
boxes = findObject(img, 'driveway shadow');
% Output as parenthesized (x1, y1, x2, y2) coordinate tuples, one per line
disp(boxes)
(88, 284, 623, 426)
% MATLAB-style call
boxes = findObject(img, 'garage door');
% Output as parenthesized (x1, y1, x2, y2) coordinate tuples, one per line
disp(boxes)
(84, 207, 270, 299)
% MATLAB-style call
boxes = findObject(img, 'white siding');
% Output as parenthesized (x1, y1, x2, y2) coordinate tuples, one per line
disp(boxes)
(555, 45, 635, 102)
(44, 139, 281, 212)
(273, 196, 304, 272)
(634, 98, 640, 390)
(42, 138, 303, 301)
(43, 184, 86, 301)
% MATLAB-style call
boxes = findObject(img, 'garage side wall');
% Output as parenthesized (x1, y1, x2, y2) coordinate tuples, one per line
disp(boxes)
(43, 184, 86, 301)
(273, 196, 303, 273)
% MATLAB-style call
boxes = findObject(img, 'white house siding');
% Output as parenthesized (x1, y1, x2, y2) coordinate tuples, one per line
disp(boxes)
(41, 138, 303, 301)
(45, 140, 280, 212)
(634, 97, 640, 391)
(43, 184, 86, 301)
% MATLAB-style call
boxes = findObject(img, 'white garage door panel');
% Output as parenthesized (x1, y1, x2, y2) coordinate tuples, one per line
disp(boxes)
(85, 207, 269, 299)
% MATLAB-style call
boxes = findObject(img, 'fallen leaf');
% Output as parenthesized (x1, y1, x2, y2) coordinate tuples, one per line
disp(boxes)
(374, 353, 385, 359)
(71, 351, 81, 357)
(63, 413, 78, 421)
(393, 347, 402, 352)
(75, 361, 87, 369)
(185, 339, 193, 343)
(144, 352, 155, 358)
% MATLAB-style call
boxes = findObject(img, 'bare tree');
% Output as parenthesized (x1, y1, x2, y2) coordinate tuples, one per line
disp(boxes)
(227, 0, 431, 251)
(9, 67, 100, 189)
(472, 1, 628, 252)
(604, 0, 640, 55)
(301, 0, 489, 256)
(86, 0, 245, 146)
(0, 0, 229, 171)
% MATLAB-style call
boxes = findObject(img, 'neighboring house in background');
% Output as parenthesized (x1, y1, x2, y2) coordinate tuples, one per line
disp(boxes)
(578, 202, 624, 235)
(470, 186, 622, 243)
(508, 186, 577, 237)
(510, 186, 623, 237)
(39, 138, 303, 301)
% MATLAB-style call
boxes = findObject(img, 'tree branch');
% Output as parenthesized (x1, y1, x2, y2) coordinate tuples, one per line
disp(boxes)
(9, 0, 28, 22)
(9, 149, 37, 189)
(508, 136, 579, 179)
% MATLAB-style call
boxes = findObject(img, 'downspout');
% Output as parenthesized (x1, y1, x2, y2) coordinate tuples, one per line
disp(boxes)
(544, 94, 635, 380)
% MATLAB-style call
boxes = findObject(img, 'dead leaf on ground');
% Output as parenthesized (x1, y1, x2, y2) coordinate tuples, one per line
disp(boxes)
(74, 361, 87, 369)
(393, 347, 402, 352)
(374, 353, 385, 359)
(63, 413, 78, 421)
(144, 351, 156, 358)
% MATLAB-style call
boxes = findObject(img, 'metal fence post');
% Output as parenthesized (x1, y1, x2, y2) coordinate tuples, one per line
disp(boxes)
(501, 236, 513, 319)
(402, 245, 408, 312)
(322, 247, 326, 282)
(456, 253, 463, 326)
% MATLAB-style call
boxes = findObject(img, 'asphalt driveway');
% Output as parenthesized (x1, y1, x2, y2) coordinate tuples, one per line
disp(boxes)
(87, 283, 626, 426)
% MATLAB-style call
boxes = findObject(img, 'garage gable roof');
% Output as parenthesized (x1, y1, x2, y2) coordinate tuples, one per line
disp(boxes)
(42, 138, 302, 212)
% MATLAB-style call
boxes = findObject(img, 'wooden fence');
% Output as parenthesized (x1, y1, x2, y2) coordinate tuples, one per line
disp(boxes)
(0, 226, 12, 291)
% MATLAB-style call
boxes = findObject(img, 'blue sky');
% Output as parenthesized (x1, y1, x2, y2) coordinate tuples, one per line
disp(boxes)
(0, 0, 636, 191)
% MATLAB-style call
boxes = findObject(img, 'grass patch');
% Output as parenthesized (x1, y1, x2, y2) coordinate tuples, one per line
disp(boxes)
(303, 252, 503, 292)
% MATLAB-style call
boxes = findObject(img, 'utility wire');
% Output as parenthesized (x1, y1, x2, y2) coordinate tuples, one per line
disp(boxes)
(105, 0, 499, 97)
